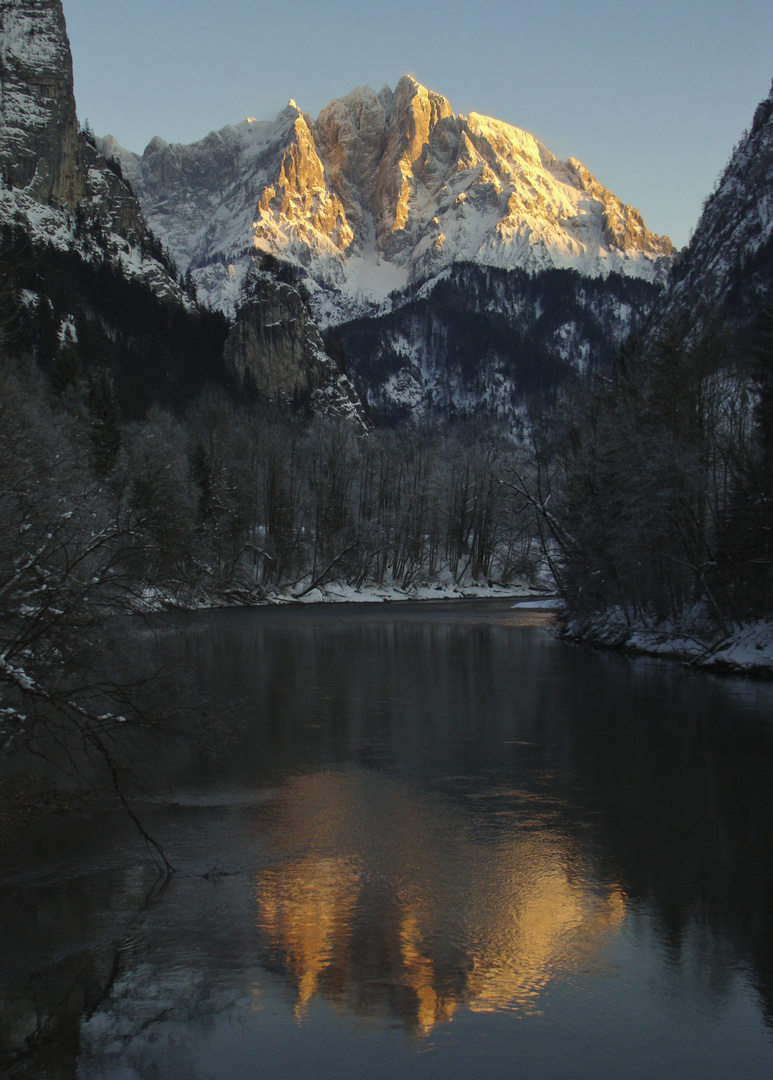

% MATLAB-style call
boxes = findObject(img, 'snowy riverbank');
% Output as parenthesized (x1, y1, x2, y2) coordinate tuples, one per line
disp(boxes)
(136, 576, 548, 612)
(267, 579, 542, 605)
(561, 607, 773, 679)
(135, 582, 773, 679)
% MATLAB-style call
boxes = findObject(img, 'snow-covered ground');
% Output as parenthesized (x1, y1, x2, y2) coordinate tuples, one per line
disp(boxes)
(274, 580, 540, 605)
(511, 598, 565, 610)
(562, 607, 773, 679)
(135, 577, 547, 613)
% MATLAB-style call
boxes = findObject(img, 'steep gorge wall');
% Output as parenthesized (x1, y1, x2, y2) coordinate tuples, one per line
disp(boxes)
(650, 80, 773, 338)
(0, 0, 160, 254)
(0, 0, 79, 206)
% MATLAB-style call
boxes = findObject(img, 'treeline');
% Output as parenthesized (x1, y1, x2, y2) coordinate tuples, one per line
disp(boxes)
(336, 264, 660, 422)
(514, 306, 773, 633)
(101, 392, 537, 598)
(1, 353, 539, 605)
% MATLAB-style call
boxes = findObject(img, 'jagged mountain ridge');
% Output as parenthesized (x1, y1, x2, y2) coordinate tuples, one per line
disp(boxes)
(651, 79, 773, 337)
(102, 76, 675, 323)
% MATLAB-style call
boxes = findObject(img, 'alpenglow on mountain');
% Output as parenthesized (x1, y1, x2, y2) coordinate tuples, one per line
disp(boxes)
(102, 77, 675, 322)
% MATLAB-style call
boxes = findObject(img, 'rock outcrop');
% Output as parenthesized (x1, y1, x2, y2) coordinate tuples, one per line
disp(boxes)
(0, 0, 179, 299)
(224, 274, 367, 428)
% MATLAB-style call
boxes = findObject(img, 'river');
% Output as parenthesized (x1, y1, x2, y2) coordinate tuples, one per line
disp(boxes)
(2, 599, 773, 1079)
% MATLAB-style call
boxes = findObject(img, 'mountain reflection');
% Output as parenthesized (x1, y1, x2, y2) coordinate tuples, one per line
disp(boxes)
(254, 768, 624, 1032)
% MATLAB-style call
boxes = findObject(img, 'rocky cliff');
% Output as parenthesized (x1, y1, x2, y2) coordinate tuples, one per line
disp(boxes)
(224, 273, 367, 428)
(652, 80, 773, 338)
(0, 0, 78, 206)
(0, 0, 181, 302)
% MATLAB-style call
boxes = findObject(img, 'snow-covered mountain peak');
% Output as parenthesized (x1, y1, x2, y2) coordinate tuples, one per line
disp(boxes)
(105, 77, 675, 322)
(391, 74, 454, 121)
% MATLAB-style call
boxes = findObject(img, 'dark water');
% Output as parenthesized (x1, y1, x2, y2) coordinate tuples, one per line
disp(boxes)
(2, 599, 773, 1079)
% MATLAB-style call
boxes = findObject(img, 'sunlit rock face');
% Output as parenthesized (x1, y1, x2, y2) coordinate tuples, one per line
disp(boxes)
(253, 770, 625, 1034)
(105, 102, 356, 320)
(369, 78, 456, 256)
(314, 84, 393, 246)
(254, 105, 352, 257)
(106, 76, 674, 323)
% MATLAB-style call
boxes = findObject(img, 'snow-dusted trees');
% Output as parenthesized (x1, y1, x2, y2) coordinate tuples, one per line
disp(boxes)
(174, 410, 536, 597)
(716, 300, 773, 618)
(0, 365, 187, 865)
(186, 389, 262, 584)
(308, 418, 360, 572)
(514, 317, 769, 631)
(444, 429, 515, 582)
(256, 419, 307, 586)
(120, 407, 199, 583)
(1, 369, 122, 746)
(289, 420, 532, 593)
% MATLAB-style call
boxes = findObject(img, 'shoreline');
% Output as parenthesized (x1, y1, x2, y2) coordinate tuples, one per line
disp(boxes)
(135, 582, 773, 679)
(137, 578, 551, 611)
(560, 610, 773, 680)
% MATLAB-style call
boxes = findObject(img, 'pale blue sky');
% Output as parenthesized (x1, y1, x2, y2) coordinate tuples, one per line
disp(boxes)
(62, 0, 771, 249)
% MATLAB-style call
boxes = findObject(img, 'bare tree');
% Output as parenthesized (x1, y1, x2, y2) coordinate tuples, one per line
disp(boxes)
(0, 366, 196, 871)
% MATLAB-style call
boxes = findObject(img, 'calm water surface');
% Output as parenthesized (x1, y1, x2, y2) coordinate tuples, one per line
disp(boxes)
(2, 599, 773, 1079)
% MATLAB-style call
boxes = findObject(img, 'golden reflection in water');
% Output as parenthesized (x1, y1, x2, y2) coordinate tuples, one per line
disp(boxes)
(254, 770, 625, 1032)
(258, 856, 358, 1019)
(399, 909, 460, 1034)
